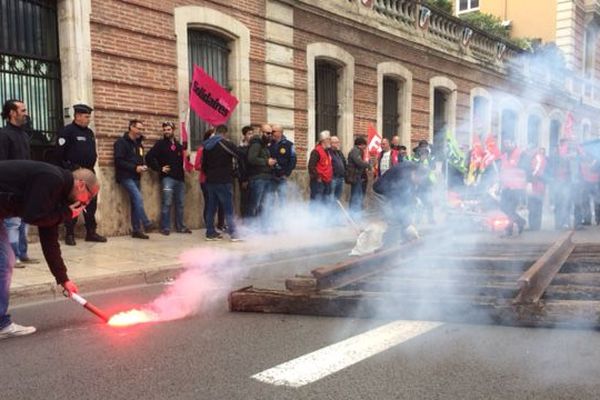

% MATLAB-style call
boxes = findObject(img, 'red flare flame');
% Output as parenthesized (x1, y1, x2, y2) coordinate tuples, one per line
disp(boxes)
(108, 309, 157, 327)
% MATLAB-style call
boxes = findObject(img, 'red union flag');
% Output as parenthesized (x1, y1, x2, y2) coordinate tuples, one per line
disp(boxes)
(189, 65, 238, 126)
(367, 124, 382, 157)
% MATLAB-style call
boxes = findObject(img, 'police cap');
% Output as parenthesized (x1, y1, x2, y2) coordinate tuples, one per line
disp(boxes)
(73, 103, 93, 114)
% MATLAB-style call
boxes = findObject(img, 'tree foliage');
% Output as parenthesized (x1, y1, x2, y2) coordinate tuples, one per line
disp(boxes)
(459, 12, 510, 39)
(424, 0, 453, 14)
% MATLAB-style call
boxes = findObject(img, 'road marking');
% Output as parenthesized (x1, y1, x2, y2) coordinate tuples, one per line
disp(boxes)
(251, 320, 443, 388)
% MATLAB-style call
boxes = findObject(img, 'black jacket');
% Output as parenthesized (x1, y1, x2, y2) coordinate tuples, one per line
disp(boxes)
(247, 135, 272, 180)
(269, 136, 296, 178)
(0, 122, 31, 160)
(114, 133, 145, 183)
(146, 137, 185, 181)
(329, 148, 347, 178)
(201, 135, 240, 184)
(55, 122, 98, 170)
(0, 160, 74, 284)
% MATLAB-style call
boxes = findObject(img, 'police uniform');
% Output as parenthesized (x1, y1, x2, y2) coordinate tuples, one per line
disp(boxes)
(55, 104, 106, 245)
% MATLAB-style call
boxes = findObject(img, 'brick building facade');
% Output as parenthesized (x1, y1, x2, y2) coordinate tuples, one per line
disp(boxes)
(3, 0, 600, 236)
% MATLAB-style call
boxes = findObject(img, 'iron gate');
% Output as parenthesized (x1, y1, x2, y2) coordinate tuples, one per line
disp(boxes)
(188, 29, 230, 149)
(0, 0, 62, 155)
(315, 60, 338, 142)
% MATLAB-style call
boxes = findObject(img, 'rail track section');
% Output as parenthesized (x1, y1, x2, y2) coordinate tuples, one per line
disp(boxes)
(230, 230, 600, 329)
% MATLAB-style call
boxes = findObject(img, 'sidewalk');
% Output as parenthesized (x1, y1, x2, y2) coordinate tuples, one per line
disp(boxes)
(10, 227, 358, 303)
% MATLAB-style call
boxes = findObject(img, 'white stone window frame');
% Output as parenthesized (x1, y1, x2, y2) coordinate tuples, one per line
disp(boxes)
(524, 104, 549, 149)
(469, 87, 492, 145)
(377, 62, 413, 149)
(307, 42, 354, 156)
(58, 0, 93, 123)
(455, 0, 480, 15)
(174, 6, 251, 151)
(429, 76, 457, 145)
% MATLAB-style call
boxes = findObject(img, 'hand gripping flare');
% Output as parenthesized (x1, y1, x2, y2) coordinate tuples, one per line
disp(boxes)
(64, 291, 110, 323)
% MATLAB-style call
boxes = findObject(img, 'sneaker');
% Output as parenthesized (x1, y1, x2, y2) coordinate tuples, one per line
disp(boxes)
(0, 322, 36, 339)
(131, 231, 150, 239)
(144, 222, 157, 233)
(20, 256, 40, 264)
(14, 259, 25, 269)
(177, 228, 192, 234)
(230, 234, 244, 242)
(160, 229, 170, 236)
(205, 233, 223, 241)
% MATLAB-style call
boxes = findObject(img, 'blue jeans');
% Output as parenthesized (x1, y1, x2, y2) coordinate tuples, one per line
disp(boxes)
(310, 180, 331, 204)
(120, 178, 151, 233)
(0, 220, 16, 329)
(248, 178, 272, 218)
(330, 177, 344, 202)
(160, 177, 186, 232)
(271, 178, 287, 206)
(3, 218, 27, 260)
(205, 183, 236, 236)
(349, 182, 364, 218)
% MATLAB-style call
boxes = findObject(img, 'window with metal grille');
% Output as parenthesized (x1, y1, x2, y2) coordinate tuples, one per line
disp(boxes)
(433, 89, 448, 158)
(527, 115, 541, 148)
(472, 95, 489, 138)
(382, 77, 400, 140)
(0, 0, 62, 155)
(500, 109, 517, 147)
(188, 29, 230, 148)
(315, 60, 338, 142)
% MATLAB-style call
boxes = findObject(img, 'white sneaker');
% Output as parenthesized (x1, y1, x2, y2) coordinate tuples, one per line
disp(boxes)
(0, 322, 36, 339)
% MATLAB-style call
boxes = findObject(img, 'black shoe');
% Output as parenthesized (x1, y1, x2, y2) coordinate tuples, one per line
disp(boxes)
(85, 232, 107, 243)
(160, 229, 170, 236)
(177, 228, 192, 234)
(131, 231, 150, 239)
(19, 256, 40, 264)
(144, 222, 157, 233)
(205, 233, 223, 241)
(65, 234, 76, 246)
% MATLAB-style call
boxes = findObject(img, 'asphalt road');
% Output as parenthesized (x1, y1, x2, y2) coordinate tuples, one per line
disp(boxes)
(2, 250, 600, 400)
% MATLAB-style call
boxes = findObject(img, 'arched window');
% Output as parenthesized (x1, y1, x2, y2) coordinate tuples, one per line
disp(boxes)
(187, 30, 231, 148)
(382, 77, 401, 140)
(527, 115, 541, 148)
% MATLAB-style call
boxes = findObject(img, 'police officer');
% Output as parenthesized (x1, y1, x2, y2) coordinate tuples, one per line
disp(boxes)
(55, 104, 107, 245)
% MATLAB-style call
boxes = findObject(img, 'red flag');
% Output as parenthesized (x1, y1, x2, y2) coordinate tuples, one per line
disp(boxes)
(482, 134, 500, 169)
(189, 65, 238, 126)
(367, 124, 382, 157)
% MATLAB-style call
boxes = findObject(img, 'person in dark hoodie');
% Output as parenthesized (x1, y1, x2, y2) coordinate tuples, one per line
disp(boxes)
(146, 121, 191, 235)
(247, 124, 277, 220)
(201, 124, 242, 241)
(0, 160, 94, 339)
(114, 119, 155, 239)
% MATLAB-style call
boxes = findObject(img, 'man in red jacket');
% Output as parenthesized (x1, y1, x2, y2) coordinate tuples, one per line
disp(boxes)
(308, 130, 333, 206)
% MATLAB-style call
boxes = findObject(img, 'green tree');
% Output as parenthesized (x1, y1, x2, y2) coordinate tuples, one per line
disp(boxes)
(424, 0, 453, 14)
(459, 12, 510, 39)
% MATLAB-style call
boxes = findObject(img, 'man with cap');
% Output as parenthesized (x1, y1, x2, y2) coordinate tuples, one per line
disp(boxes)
(308, 130, 333, 205)
(55, 103, 107, 245)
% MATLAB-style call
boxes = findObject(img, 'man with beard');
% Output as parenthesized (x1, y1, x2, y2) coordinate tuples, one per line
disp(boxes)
(146, 121, 192, 235)
(0, 100, 40, 267)
(55, 104, 107, 245)
(0, 160, 93, 339)
(247, 124, 276, 220)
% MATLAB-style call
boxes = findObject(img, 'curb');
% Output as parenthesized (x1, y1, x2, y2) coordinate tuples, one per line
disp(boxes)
(10, 239, 356, 305)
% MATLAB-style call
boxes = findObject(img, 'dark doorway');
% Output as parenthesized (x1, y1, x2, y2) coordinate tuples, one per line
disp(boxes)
(527, 115, 541, 148)
(315, 60, 339, 143)
(0, 0, 62, 161)
(433, 88, 449, 158)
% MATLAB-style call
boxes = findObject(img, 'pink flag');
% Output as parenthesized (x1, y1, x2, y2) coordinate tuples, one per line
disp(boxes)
(367, 124, 382, 157)
(189, 65, 238, 126)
